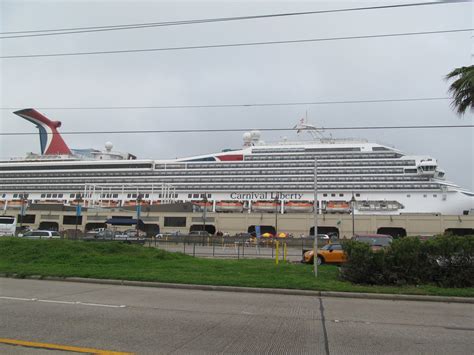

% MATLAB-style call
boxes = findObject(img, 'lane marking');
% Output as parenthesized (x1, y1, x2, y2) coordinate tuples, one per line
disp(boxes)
(0, 338, 133, 354)
(0, 296, 126, 308)
(38, 299, 77, 305)
(0, 296, 34, 301)
(77, 301, 127, 308)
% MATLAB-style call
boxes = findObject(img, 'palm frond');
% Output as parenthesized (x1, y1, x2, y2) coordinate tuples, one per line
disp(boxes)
(446, 65, 474, 115)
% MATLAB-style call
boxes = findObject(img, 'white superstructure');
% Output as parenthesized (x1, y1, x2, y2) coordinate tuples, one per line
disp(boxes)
(1, 111, 473, 215)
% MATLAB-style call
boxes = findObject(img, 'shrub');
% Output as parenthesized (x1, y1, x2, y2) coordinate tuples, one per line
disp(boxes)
(340, 235, 474, 288)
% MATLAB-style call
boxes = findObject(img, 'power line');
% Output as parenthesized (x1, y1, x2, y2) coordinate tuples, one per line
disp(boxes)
(0, 97, 452, 110)
(0, 1, 463, 39)
(2, 125, 473, 137)
(1, 28, 470, 59)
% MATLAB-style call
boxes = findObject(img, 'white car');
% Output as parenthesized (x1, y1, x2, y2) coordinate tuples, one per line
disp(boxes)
(20, 230, 61, 239)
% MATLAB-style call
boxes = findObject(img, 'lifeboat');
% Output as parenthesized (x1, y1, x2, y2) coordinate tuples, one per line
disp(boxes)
(284, 201, 314, 213)
(251, 200, 280, 213)
(325, 201, 351, 213)
(215, 201, 244, 212)
(192, 201, 213, 211)
(97, 200, 119, 208)
(357, 200, 403, 211)
(5, 200, 24, 207)
(122, 200, 150, 207)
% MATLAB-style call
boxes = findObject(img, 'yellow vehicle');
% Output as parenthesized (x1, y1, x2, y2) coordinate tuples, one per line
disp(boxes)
(302, 243, 347, 265)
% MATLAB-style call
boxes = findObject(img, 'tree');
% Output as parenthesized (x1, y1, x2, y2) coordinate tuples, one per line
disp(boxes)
(446, 65, 474, 115)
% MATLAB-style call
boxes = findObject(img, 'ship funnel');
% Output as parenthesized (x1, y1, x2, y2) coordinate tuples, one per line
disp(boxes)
(13, 109, 72, 155)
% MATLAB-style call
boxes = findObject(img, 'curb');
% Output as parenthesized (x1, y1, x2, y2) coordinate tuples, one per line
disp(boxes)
(1, 275, 473, 304)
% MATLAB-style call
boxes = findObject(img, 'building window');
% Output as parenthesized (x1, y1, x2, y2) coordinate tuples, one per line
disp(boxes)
(164, 216, 186, 227)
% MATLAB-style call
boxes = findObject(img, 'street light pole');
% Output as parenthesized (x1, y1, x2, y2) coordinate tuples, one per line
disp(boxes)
(74, 196, 83, 240)
(351, 192, 356, 237)
(136, 194, 143, 237)
(274, 195, 279, 237)
(202, 195, 208, 233)
(313, 157, 318, 277)
(18, 197, 27, 236)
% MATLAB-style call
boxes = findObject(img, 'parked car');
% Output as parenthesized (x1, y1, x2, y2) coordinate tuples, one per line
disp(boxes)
(353, 234, 393, 250)
(189, 231, 211, 237)
(83, 229, 145, 244)
(19, 230, 61, 239)
(302, 243, 347, 265)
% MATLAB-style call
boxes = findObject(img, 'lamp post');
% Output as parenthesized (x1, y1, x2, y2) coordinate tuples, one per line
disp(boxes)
(274, 195, 279, 237)
(18, 197, 27, 236)
(202, 195, 208, 233)
(136, 194, 143, 237)
(74, 196, 83, 240)
(313, 157, 318, 277)
(350, 192, 356, 237)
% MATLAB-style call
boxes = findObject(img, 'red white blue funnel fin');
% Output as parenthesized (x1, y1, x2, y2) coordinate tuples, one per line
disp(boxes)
(14, 109, 72, 155)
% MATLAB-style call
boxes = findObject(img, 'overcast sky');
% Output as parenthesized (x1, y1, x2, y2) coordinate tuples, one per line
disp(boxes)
(1, 0, 473, 190)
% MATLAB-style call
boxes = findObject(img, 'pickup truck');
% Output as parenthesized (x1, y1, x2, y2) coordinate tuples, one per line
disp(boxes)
(84, 229, 146, 245)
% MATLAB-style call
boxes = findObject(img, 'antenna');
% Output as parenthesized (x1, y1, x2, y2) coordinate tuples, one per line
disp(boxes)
(292, 113, 327, 140)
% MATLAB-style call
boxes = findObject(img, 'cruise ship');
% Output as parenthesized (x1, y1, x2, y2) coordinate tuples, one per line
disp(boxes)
(1, 109, 473, 215)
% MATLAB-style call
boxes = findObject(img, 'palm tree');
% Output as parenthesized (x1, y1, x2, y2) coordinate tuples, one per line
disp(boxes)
(446, 65, 474, 115)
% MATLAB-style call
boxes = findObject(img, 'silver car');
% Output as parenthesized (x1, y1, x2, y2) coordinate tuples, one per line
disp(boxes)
(20, 230, 61, 239)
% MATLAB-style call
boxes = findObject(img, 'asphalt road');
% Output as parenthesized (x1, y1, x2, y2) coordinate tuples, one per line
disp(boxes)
(0, 278, 472, 354)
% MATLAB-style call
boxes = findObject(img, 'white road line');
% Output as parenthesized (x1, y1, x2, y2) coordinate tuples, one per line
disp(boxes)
(77, 302, 127, 308)
(37, 299, 77, 305)
(0, 296, 126, 308)
(0, 296, 35, 301)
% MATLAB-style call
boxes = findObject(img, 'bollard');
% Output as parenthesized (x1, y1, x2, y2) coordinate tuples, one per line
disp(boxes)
(283, 242, 287, 263)
(237, 243, 240, 260)
(193, 242, 196, 257)
(213, 242, 215, 257)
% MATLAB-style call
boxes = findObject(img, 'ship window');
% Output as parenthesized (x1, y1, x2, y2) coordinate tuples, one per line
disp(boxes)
(433, 194, 437, 198)
(13, 194, 18, 198)
(355, 193, 360, 197)
(46, 194, 51, 198)
(423, 194, 427, 198)
(331, 193, 336, 197)
(193, 194, 199, 198)
(339, 193, 344, 197)
(407, 194, 411, 198)
(70, 194, 75, 198)
(323, 194, 327, 197)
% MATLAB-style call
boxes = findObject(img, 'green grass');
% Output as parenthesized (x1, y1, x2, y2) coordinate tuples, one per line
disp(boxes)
(0, 238, 472, 297)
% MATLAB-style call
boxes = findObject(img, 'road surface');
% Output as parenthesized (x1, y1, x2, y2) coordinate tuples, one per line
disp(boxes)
(0, 278, 472, 354)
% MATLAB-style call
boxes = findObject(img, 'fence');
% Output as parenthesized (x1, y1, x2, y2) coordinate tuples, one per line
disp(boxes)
(145, 236, 332, 262)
